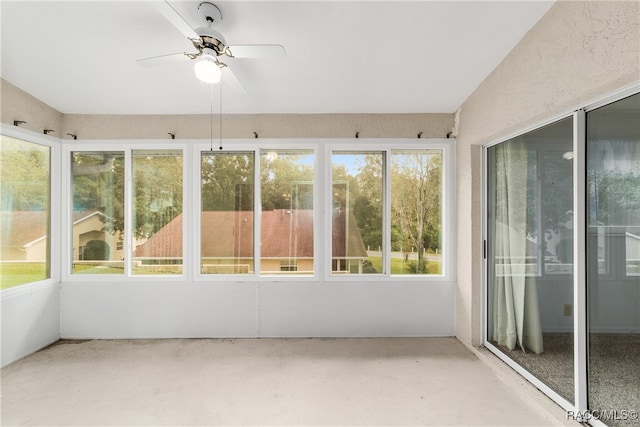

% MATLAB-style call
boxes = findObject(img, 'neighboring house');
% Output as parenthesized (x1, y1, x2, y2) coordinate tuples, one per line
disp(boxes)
(133, 209, 368, 274)
(71, 210, 124, 261)
(0, 211, 48, 261)
(0, 210, 124, 262)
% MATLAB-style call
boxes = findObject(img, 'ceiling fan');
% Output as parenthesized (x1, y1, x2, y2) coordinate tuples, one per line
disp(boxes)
(137, 1, 286, 93)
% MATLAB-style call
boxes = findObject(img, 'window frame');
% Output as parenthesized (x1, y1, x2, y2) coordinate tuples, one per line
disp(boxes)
(193, 141, 321, 282)
(61, 141, 189, 282)
(0, 125, 60, 294)
(58, 138, 454, 283)
(324, 140, 455, 282)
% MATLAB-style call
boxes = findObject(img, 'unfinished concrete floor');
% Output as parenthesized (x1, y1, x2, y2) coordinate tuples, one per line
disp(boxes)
(1, 338, 575, 426)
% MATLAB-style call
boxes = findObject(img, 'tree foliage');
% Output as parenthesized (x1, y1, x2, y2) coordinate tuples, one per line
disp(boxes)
(0, 137, 49, 211)
(202, 152, 254, 211)
(261, 152, 313, 210)
(390, 152, 442, 274)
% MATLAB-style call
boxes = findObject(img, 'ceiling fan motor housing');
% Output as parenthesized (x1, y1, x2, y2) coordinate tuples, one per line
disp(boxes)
(193, 26, 227, 56)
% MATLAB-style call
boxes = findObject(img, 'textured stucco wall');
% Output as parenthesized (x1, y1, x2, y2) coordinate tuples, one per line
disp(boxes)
(455, 1, 640, 348)
(1, 79, 63, 136)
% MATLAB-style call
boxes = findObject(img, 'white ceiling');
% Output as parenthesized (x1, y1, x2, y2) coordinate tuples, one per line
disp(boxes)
(1, 1, 554, 115)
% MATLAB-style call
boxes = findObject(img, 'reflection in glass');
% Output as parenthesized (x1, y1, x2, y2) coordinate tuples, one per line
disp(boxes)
(201, 152, 254, 274)
(587, 93, 640, 427)
(487, 118, 574, 403)
(131, 150, 183, 275)
(331, 152, 383, 274)
(0, 136, 51, 288)
(391, 150, 442, 275)
(71, 151, 124, 274)
(260, 150, 314, 275)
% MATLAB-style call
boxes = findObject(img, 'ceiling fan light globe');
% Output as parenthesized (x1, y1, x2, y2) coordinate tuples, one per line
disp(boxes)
(194, 57, 222, 84)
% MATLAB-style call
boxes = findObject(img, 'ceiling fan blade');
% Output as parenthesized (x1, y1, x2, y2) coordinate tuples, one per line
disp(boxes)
(226, 45, 286, 59)
(136, 52, 192, 67)
(222, 66, 247, 95)
(153, 1, 200, 42)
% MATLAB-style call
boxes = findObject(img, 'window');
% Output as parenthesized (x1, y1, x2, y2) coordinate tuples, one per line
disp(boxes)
(71, 151, 125, 274)
(391, 150, 443, 275)
(131, 150, 183, 275)
(64, 139, 453, 281)
(0, 135, 51, 289)
(330, 148, 446, 277)
(331, 152, 383, 274)
(201, 151, 254, 274)
(260, 150, 315, 276)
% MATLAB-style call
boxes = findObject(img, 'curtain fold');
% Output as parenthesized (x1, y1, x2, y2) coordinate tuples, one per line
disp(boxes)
(492, 141, 543, 354)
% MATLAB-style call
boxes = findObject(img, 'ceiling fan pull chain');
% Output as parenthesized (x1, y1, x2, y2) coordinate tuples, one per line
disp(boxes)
(219, 80, 223, 150)
(210, 84, 214, 151)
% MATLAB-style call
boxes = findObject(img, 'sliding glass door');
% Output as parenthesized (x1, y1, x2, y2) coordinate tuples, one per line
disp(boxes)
(586, 93, 640, 427)
(486, 117, 575, 403)
(486, 91, 639, 426)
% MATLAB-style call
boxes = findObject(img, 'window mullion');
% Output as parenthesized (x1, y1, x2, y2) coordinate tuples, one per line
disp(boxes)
(254, 149, 261, 277)
(124, 149, 132, 276)
(383, 149, 391, 276)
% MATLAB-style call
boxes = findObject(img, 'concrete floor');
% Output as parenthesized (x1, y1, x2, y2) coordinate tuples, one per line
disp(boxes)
(1, 338, 577, 426)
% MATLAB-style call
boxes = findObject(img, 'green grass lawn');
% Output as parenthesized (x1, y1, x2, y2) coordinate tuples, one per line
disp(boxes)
(73, 263, 125, 274)
(368, 255, 441, 275)
(1, 263, 48, 289)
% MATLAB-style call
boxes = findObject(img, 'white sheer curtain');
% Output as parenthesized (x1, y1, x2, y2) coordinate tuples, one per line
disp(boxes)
(492, 140, 544, 354)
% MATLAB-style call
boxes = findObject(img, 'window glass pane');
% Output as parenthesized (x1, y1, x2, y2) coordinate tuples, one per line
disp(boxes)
(0, 136, 50, 288)
(201, 152, 254, 274)
(487, 117, 574, 403)
(260, 150, 314, 275)
(587, 92, 640, 424)
(131, 150, 183, 275)
(331, 152, 383, 274)
(71, 151, 124, 274)
(390, 150, 442, 275)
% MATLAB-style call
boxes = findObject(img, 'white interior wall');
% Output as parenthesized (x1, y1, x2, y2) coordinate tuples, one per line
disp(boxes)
(455, 0, 640, 347)
(2, 79, 456, 364)
(61, 282, 455, 339)
(1, 283, 60, 367)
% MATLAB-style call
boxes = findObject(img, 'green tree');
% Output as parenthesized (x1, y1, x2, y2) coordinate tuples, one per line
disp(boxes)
(391, 152, 442, 273)
(0, 137, 49, 211)
(72, 152, 124, 237)
(132, 153, 183, 238)
(261, 153, 313, 210)
(353, 154, 383, 250)
(201, 152, 254, 211)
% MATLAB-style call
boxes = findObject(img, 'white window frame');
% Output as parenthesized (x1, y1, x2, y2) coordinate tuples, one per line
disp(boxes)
(0, 125, 60, 295)
(61, 140, 189, 282)
(325, 139, 456, 282)
(193, 140, 321, 282)
(57, 137, 454, 284)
